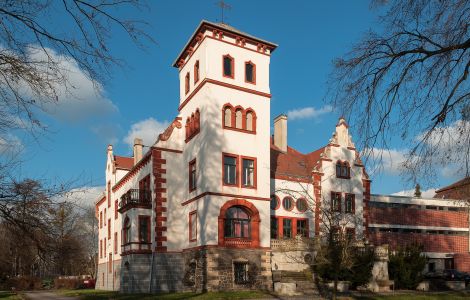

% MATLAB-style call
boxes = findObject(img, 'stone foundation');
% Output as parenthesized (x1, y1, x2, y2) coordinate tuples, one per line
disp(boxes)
(96, 260, 121, 291)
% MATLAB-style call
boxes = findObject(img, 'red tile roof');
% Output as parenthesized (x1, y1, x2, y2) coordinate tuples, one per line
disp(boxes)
(434, 177, 470, 200)
(114, 155, 134, 170)
(270, 141, 325, 181)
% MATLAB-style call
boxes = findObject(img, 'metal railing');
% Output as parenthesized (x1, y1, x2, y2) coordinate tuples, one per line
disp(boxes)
(119, 189, 151, 210)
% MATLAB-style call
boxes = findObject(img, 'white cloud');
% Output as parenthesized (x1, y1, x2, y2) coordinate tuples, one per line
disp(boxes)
(0, 134, 23, 154)
(392, 188, 436, 198)
(123, 117, 169, 148)
(21, 47, 118, 122)
(287, 105, 333, 121)
(64, 186, 105, 208)
(368, 148, 408, 175)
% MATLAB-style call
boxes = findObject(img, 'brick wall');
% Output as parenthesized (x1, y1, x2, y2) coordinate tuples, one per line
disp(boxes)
(454, 253, 470, 272)
(369, 232, 469, 253)
(369, 207, 468, 228)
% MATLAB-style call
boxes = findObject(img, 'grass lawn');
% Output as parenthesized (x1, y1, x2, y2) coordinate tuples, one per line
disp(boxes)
(353, 291, 470, 300)
(0, 291, 21, 300)
(57, 289, 276, 300)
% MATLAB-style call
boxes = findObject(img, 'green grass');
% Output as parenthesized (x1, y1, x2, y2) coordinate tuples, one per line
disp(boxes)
(353, 291, 470, 300)
(57, 289, 275, 300)
(0, 291, 21, 300)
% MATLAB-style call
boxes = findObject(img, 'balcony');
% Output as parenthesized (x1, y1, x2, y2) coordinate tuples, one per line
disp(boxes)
(118, 189, 151, 213)
(271, 237, 315, 252)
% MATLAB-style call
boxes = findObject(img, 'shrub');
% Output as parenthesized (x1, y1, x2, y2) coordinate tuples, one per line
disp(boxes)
(54, 277, 81, 289)
(388, 243, 426, 289)
(6, 276, 42, 290)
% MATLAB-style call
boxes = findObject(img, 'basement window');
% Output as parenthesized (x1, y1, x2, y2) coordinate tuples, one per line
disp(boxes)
(233, 261, 249, 284)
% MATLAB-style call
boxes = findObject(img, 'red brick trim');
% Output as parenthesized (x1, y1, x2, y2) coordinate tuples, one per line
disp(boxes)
(178, 78, 271, 111)
(313, 172, 322, 236)
(222, 103, 257, 134)
(152, 149, 167, 253)
(181, 244, 271, 252)
(96, 195, 106, 209)
(182, 192, 270, 206)
(271, 174, 311, 183)
(218, 199, 260, 248)
(362, 179, 371, 236)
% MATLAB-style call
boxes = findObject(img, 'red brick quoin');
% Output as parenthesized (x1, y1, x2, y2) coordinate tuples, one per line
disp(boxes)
(218, 199, 260, 248)
(152, 149, 167, 252)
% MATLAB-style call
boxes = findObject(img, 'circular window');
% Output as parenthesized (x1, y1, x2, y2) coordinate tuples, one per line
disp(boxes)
(282, 197, 294, 211)
(270, 195, 279, 210)
(296, 198, 308, 212)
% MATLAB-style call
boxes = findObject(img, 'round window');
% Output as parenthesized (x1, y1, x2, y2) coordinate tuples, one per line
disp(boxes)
(296, 198, 308, 212)
(282, 197, 293, 211)
(270, 195, 279, 210)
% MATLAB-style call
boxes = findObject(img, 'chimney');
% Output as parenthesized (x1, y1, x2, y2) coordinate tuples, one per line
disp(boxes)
(133, 138, 143, 165)
(274, 114, 288, 152)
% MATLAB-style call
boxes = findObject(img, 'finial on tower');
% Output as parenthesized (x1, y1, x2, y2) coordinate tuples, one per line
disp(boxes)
(216, 0, 231, 24)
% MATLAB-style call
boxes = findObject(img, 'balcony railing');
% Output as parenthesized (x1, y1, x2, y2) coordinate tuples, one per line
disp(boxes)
(121, 242, 152, 255)
(271, 236, 315, 251)
(118, 189, 151, 212)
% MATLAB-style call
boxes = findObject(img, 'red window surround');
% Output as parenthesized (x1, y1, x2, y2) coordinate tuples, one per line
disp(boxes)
(222, 54, 234, 79)
(194, 60, 199, 84)
(114, 200, 118, 219)
(189, 158, 197, 192)
(100, 212, 103, 228)
(104, 239, 106, 257)
(244, 61, 256, 84)
(222, 153, 257, 189)
(331, 192, 342, 212)
(189, 211, 197, 242)
(108, 219, 111, 239)
(218, 199, 260, 248)
(99, 240, 102, 258)
(282, 196, 294, 211)
(185, 72, 190, 94)
(273, 216, 310, 239)
(114, 232, 118, 254)
(185, 109, 200, 143)
(222, 103, 257, 134)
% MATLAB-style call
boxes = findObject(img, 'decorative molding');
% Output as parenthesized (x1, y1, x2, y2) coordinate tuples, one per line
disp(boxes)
(159, 117, 182, 141)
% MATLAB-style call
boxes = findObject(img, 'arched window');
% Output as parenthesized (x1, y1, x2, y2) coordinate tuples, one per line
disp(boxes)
(245, 61, 256, 84)
(224, 106, 232, 127)
(123, 216, 131, 244)
(224, 206, 250, 238)
(185, 72, 190, 94)
(195, 109, 200, 131)
(283, 197, 294, 211)
(194, 60, 199, 83)
(185, 117, 190, 139)
(296, 198, 308, 212)
(270, 195, 280, 210)
(235, 109, 243, 129)
(223, 55, 234, 78)
(245, 109, 256, 132)
(336, 160, 350, 178)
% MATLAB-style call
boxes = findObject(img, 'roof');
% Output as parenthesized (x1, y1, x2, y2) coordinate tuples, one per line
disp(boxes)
(173, 19, 278, 67)
(114, 155, 134, 170)
(434, 177, 470, 199)
(270, 140, 325, 180)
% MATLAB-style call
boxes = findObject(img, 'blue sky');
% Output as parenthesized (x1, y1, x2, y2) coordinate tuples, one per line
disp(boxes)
(13, 1, 461, 199)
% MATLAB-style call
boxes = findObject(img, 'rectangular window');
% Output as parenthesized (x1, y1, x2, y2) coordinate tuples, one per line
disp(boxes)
(345, 194, 355, 213)
(108, 254, 112, 273)
(114, 232, 118, 254)
(100, 212, 103, 228)
(194, 60, 199, 83)
(223, 154, 238, 185)
(104, 209, 106, 225)
(270, 217, 278, 239)
(104, 239, 106, 257)
(242, 158, 255, 187)
(331, 192, 341, 212)
(114, 200, 118, 219)
(234, 262, 249, 284)
(283, 219, 292, 238)
(189, 211, 197, 242)
(297, 219, 308, 237)
(108, 219, 111, 239)
(189, 159, 197, 191)
(100, 240, 102, 258)
(223, 55, 234, 78)
(185, 72, 190, 94)
(138, 216, 150, 243)
(245, 62, 255, 84)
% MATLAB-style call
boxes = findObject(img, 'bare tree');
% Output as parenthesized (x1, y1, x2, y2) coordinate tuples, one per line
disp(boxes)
(328, 0, 470, 184)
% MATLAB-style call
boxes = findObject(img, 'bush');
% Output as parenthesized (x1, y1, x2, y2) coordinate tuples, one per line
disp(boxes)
(6, 276, 42, 290)
(54, 277, 81, 289)
(388, 243, 426, 289)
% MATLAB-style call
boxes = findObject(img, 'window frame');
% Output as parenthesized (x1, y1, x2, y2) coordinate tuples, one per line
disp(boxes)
(345, 193, 355, 213)
(296, 198, 308, 212)
(194, 60, 199, 84)
(336, 160, 351, 179)
(282, 196, 294, 211)
(222, 54, 234, 79)
(123, 216, 131, 245)
(221, 103, 256, 134)
(185, 72, 190, 94)
(224, 206, 251, 239)
(233, 261, 249, 284)
(138, 215, 151, 244)
(244, 61, 256, 84)
(270, 195, 280, 210)
(189, 211, 197, 242)
(222, 153, 239, 187)
(241, 156, 257, 189)
(296, 219, 309, 238)
(189, 158, 197, 192)
(331, 192, 342, 212)
(282, 218, 292, 238)
(108, 219, 111, 239)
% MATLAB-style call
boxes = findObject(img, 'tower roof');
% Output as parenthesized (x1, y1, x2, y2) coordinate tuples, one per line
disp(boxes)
(173, 20, 278, 67)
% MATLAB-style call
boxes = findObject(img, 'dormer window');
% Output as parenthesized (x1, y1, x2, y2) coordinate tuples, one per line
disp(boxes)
(185, 72, 190, 94)
(194, 60, 199, 84)
(223, 55, 234, 78)
(336, 160, 350, 179)
(245, 61, 255, 84)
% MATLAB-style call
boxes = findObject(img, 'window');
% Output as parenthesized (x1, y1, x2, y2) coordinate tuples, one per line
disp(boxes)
(223, 155, 238, 185)
(336, 161, 350, 178)
(345, 194, 355, 213)
(100, 212, 103, 228)
(185, 109, 200, 142)
(185, 72, 190, 94)
(283, 219, 292, 238)
(138, 216, 150, 243)
(245, 61, 255, 84)
(223, 55, 234, 78)
(99, 240, 102, 258)
(104, 208, 106, 225)
(104, 239, 106, 257)
(123, 217, 131, 244)
(108, 254, 112, 273)
(108, 219, 111, 239)
(428, 262, 436, 273)
(189, 211, 197, 242)
(242, 158, 255, 187)
(331, 192, 341, 212)
(233, 262, 249, 284)
(270, 195, 279, 210)
(189, 159, 196, 191)
(107, 181, 111, 207)
(224, 206, 250, 238)
(282, 197, 293, 211)
(224, 106, 232, 127)
(296, 198, 308, 212)
(270, 217, 278, 239)
(114, 232, 118, 254)
(246, 111, 254, 131)
(297, 219, 308, 237)
(235, 109, 243, 129)
(114, 200, 118, 219)
(194, 60, 199, 83)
